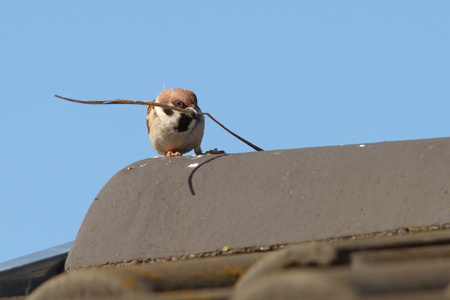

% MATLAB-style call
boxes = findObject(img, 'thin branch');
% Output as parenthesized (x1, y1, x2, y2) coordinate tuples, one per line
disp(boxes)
(54, 95, 191, 114)
(54, 95, 264, 152)
(202, 112, 264, 152)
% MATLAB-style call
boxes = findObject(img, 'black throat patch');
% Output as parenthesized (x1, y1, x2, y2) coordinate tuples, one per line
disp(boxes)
(176, 114, 194, 132)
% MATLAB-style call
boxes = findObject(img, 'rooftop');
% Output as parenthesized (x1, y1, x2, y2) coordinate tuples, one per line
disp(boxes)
(2, 137, 450, 299)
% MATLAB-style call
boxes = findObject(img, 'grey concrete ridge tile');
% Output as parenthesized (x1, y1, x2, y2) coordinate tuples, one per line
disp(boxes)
(66, 137, 450, 270)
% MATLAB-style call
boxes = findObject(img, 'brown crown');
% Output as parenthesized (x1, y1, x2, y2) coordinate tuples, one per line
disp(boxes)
(156, 88, 198, 107)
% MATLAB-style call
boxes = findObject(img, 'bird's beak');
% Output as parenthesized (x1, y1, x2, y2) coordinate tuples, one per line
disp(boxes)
(186, 105, 198, 115)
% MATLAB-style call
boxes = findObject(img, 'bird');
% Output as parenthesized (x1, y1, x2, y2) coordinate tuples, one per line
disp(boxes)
(146, 88, 205, 156)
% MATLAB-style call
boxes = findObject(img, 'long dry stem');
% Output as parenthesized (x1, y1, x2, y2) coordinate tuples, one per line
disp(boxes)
(54, 95, 264, 152)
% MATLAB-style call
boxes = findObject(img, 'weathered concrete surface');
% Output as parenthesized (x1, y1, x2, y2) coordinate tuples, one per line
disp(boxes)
(66, 137, 450, 270)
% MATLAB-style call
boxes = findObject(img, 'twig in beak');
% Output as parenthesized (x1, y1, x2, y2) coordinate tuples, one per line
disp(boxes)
(54, 95, 264, 152)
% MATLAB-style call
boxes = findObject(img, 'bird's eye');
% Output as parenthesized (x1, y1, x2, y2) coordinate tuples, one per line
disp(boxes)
(174, 100, 184, 107)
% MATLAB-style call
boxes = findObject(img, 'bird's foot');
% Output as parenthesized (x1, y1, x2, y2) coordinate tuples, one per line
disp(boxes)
(165, 151, 182, 157)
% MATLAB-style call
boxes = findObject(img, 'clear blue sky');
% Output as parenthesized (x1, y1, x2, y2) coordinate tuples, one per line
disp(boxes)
(1, 1, 449, 263)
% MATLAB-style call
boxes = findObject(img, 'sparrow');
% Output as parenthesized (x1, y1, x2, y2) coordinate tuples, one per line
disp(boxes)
(147, 88, 205, 156)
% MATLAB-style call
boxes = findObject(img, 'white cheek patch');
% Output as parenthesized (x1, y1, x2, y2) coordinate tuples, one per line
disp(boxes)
(155, 106, 181, 127)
